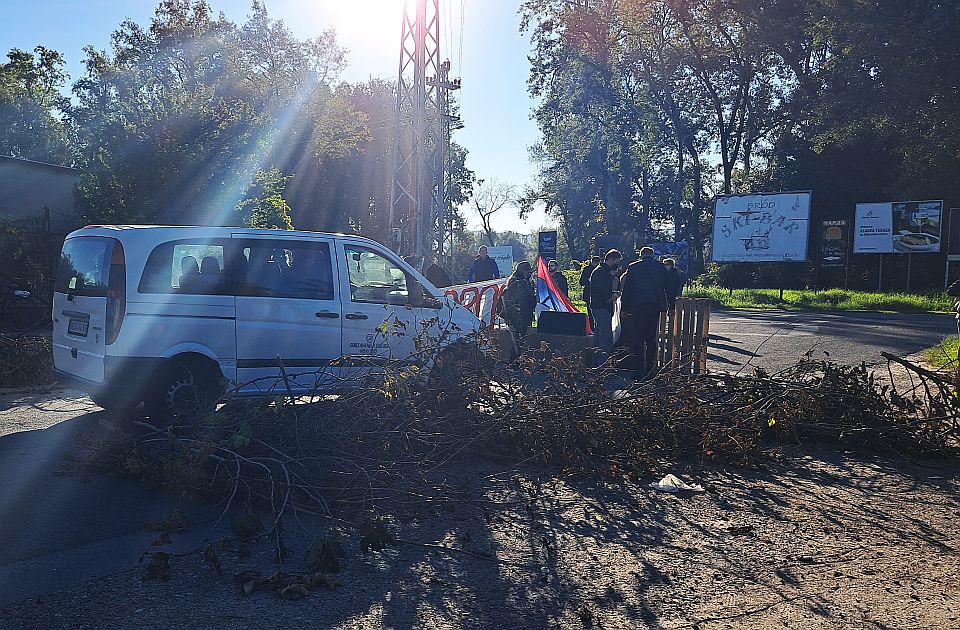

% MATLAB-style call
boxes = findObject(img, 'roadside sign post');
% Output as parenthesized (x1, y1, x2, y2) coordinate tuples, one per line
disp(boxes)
(906, 253, 912, 292)
(819, 219, 850, 289)
(878, 255, 883, 293)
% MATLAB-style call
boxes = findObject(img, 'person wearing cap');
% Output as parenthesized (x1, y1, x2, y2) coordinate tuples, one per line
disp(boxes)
(547, 259, 568, 297)
(500, 260, 536, 353)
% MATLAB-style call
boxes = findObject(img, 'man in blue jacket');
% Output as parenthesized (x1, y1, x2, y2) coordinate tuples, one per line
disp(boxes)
(620, 246, 670, 379)
(467, 245, 501, 283)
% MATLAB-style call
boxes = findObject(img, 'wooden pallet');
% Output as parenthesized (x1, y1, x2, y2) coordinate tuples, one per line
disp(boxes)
(657, 298, 711, 374)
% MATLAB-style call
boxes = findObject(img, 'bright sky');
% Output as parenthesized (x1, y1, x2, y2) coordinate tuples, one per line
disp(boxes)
(1, 0, 552, 233)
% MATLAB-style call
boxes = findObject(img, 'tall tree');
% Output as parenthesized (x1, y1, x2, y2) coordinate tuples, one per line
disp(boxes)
(72, 0, 362, 226)
(0, 46, 75, 164)
(472, 178, 516, 246)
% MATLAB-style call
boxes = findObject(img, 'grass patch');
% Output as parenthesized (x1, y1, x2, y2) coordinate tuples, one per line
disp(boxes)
(923, 335, 959, 368)
(683, 285, 953, 314)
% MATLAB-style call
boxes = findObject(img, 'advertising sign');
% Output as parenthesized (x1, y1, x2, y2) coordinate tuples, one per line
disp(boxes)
(948, 208, 960, 261)
(711, 192, 811, 262)
(485, 245, 514, 278)
(819, 220, 849, 267)
(538, 231, 557, 261)
(596, 235, 635, 259)
(854, 200, 943, 254)
(853, 203, 892, 253)
(649, 240, 690, 273)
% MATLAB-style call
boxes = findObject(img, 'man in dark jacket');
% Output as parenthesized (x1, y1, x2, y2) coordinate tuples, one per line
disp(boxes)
(662, 257, 687, 308)
(579, 255, 601, 329)
(467, 245, 500, 282)
(547, 259, 568, 296)
(500, 261, 536, 354)
(589, 250, 622, 357)
(424, 263, 453, 288)
(620, 246, 671, 379)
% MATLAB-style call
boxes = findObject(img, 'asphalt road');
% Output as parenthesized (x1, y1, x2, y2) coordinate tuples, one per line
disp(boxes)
(707, 309, 956, 373)
(0, 394, 223, 607)
(0, 309, 955, 606)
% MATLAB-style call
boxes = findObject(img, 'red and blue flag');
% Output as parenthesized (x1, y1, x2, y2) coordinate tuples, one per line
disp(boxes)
(536, 257, 591, 333)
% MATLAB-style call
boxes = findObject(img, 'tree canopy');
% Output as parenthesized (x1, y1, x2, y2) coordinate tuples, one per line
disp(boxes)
(0, 46, 75, 164)
(520, 0, 960, 282)
(4, 0, 475, 246)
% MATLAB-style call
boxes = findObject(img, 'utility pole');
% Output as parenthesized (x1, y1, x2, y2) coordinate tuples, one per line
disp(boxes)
(390, 0, 460, 266)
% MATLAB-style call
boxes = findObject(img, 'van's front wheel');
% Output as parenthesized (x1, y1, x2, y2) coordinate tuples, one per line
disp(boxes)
(144, 360, 219, 422)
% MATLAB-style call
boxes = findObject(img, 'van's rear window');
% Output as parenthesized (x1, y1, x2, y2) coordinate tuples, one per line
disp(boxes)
(55, 237, 113, 297)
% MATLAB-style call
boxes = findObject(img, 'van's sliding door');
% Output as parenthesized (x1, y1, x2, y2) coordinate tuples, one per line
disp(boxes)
(232, 235, 342, 395)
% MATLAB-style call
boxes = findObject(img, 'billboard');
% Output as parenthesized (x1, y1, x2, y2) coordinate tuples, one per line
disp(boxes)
(819, 220, 849, 267)
(537, 231, 557, 261)
(711, 192, 812, 262)
(596, 234, 635, 259)
(486, 246, 514, 278)
(854, 200, 943, 254)
(948, 208, 960, 261)
(649, 240, 690, 273)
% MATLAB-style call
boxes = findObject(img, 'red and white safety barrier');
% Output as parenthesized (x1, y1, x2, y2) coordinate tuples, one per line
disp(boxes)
(444, 278, 509, 327)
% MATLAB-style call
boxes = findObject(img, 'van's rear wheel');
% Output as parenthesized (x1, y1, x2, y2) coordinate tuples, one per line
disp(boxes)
(144, 360, 219, 422)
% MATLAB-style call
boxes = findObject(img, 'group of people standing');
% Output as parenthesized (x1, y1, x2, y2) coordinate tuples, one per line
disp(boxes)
(495, 245, 686, 379)
(580, 248, 685, 378)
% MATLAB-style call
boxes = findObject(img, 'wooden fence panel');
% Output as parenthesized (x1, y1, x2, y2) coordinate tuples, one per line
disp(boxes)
(657, 298, 711, 374)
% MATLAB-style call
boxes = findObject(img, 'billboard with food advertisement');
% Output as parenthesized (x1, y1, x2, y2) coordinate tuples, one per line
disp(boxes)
(853, 200, 943, 254)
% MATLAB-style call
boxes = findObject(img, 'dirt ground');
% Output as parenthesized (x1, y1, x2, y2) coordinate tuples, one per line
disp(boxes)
(1, 443, 958, 630)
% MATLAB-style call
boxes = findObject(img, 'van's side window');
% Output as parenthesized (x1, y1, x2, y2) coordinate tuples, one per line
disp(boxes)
(343, 246, 408, 305)
(139, 240, 228, 295)
(237, 240, 335, 300)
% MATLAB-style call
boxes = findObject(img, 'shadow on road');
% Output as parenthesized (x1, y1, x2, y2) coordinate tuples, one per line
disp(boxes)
(0, 406, 221, 606)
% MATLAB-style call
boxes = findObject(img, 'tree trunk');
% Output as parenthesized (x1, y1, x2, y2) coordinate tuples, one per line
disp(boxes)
(676, 138, 685, 239)
(640, 167, 651, 240)
(685, 137, 704, 274)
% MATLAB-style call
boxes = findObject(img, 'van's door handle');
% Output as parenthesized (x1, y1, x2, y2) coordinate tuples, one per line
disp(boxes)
(315, 311, 340, 319)
(344, 313, 368, 320)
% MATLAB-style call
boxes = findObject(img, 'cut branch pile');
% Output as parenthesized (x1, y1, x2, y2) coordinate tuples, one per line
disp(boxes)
(0, 334, 53, 388)
(92, 343, 959, 535)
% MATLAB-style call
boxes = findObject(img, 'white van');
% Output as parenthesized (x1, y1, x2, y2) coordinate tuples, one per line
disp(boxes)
(52, 226, 480, 417)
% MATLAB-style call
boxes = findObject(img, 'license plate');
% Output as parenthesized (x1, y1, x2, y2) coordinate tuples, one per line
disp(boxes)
(68, 319, 89, 337)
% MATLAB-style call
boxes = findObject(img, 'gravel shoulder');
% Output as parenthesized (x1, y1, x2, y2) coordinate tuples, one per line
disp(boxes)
(1, 444, 957, 629)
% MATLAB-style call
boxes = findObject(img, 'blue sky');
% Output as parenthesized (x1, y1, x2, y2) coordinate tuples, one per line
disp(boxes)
(1, 0, 551, 232)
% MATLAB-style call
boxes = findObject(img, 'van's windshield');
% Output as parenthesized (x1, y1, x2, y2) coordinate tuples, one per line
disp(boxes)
(55, 237, 114, 297)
